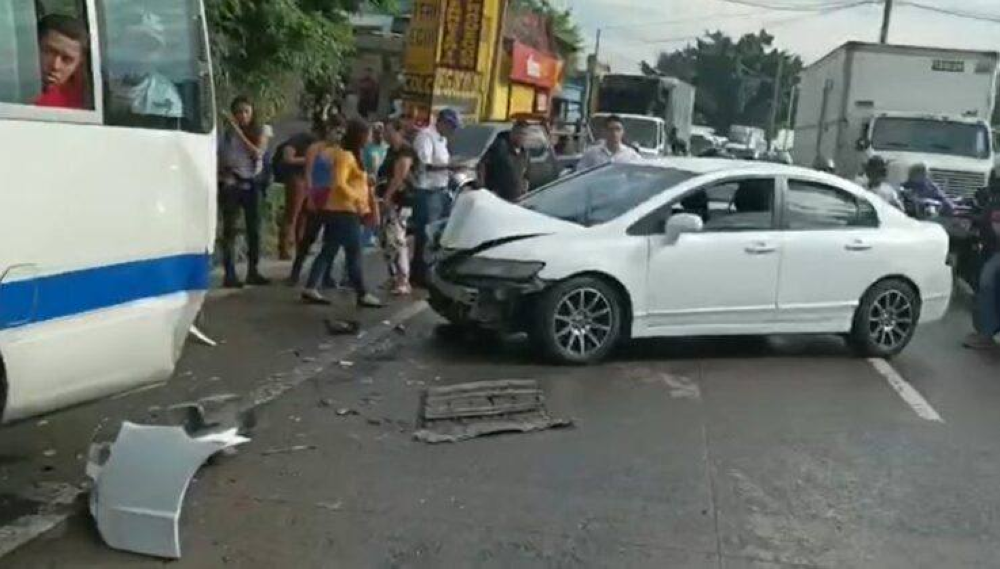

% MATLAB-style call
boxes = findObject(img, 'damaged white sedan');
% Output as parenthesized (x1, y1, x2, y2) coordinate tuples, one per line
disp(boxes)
(427, 159, 952, 364)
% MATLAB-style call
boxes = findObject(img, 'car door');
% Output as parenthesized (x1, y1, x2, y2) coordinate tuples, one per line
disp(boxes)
(776, 178, 883, 327)
(644, 176, 782, 331)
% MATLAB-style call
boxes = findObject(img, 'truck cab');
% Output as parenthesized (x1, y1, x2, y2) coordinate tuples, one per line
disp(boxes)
(858, 113, 994, 198)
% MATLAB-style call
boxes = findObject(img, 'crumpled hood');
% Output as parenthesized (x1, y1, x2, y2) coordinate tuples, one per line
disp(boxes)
(440, 189, 581, 251)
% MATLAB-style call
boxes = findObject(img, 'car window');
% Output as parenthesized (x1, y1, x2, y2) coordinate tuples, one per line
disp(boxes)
(670, 178, 776, 232)
(520, 164, 695, 227)
(0, 0, 95, 111)
(785, 180, 879, 230)
(97, 0, 214, 133)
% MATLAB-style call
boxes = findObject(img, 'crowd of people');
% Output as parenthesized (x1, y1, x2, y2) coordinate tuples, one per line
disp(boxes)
(217, 95, 466, 309)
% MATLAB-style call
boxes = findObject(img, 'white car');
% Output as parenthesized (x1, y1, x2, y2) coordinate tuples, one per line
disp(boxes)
(427, 159, 953, 364)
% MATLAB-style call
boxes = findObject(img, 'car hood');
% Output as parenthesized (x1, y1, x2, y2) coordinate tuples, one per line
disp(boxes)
(440, 190, 581, 251)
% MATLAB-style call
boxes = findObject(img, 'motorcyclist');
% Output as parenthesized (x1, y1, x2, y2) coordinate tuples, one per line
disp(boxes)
(901, 162, 954, 217)
(856, 156, 903, 210)
(963, 170, 1000, 349)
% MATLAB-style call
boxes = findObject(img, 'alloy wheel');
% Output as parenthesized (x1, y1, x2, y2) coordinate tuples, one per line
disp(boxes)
(867, 289, 914, 352)
(552, 287, 614, 358)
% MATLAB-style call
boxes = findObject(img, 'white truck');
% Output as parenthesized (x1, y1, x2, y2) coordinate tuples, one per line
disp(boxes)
(725, 125, 767, 160)
(592, 74, 696, 156)
(794, 41, 998, 198)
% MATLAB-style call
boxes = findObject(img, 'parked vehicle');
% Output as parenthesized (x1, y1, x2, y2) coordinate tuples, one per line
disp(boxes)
(726, 125, 767, 160)
(594, 74, 696, 150)
(793, 41, 999, 199)
(0, 0, 216, 422)
(427, 159, 952, 364)
(448, 122, 561, 192)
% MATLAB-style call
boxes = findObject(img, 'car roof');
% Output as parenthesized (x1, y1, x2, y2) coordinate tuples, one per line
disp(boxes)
(644, 157, 832, 179)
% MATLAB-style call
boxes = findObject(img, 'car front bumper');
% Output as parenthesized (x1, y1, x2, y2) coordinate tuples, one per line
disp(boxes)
(427, 264, 546, 330)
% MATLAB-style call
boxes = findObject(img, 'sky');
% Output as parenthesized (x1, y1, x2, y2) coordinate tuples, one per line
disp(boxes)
(556, 0, 1000, 71)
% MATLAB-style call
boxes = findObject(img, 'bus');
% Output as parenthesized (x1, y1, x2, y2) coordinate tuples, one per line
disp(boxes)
(0, 0, 216, 422)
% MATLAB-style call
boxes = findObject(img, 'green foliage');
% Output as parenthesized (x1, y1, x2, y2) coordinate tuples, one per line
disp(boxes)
(645, 30, 803, 134)
(206, 0, 395, 118)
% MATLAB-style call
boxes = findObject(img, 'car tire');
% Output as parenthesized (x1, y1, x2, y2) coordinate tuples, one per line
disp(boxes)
(533, 276, 624, 365)
(848, 279, 921, 358)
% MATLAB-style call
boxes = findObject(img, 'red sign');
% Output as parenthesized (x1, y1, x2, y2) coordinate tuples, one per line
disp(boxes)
(510, 42, 560, 89)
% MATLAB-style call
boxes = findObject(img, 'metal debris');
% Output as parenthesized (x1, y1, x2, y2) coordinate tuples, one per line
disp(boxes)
(260, 444, 316, 457)
(413, 380, 574, 444)
(336, 408, 358, 417)
(325, 319, 360, 336)
(87, 395, 253, 559)
(188, 325, 218, 347)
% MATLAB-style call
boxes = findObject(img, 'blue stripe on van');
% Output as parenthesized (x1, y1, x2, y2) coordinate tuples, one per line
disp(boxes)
(0, 254, 211, 330)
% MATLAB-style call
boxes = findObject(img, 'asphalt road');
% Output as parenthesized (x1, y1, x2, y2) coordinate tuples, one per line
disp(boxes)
(2, 266, 1000, 568)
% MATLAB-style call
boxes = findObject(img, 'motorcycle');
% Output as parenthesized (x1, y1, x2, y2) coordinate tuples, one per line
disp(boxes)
(900, 187, 986, 291)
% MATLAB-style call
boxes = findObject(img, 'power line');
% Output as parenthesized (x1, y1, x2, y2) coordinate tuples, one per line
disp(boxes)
(897, 0, 1000, 24)
(600, 10, 763, 32)
(716, 0, 874, 12)
(635, 1, 875, 44)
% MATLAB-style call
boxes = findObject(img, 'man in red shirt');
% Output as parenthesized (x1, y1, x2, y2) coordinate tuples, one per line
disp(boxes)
(34, 15, 90, 110)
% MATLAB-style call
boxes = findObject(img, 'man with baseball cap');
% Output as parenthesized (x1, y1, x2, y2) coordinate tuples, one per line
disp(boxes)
(410, 108, 461, 286)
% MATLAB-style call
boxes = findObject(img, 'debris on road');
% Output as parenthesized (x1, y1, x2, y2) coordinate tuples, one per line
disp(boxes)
(315, 501, 343, 512)
(339, 360, 355, 368)
(325, 318, 360, 336)
(42, 449, 57, 458)
(336, 408, 359, 417)
(414, 380, 574, 444)
(87, 395, 253, 559)
(260, 444, 316, 457)
(188, 325, 218, 347)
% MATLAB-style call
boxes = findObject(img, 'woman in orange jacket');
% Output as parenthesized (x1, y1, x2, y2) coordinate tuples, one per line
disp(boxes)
(301, 119, 383, 307)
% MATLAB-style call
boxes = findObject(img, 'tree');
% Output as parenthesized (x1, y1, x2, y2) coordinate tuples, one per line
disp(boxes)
(206, 0, 395, 118)
(644, 30, 803, 135)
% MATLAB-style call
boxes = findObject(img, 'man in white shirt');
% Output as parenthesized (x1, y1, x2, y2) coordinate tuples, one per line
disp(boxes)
(856, 155, 903, 210)
(577, 115, 642, 171)
(411, 108, 461, 286)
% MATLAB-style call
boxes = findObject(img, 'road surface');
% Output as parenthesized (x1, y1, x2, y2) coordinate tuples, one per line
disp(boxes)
(1, 262, 999, 568)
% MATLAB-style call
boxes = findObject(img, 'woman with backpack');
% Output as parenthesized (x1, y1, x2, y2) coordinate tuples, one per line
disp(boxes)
(218, 95, 271, 288)
(300, 119, 383, 308)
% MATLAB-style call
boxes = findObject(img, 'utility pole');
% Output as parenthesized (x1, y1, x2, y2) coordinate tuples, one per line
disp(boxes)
(584, 28, 602, 120)
(880, 0, 894, 44)
(767, 57, 785, 147)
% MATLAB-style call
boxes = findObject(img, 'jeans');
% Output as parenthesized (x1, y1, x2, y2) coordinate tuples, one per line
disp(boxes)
(305, 212, 366, 296)
(975, 252, 1000, 336)
(219, 180, 261, 281)
(411, 188, 452, 284)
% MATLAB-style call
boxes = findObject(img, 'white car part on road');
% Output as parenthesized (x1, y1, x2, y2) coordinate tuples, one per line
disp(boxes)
(87, 421, 250, 558)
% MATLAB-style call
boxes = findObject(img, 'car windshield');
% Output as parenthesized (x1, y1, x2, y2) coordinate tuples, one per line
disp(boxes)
(590, 116, 659, 150)
(519, 165, 695, 227)
(872, 118, 991, 159)
(449, 125, 499, 162)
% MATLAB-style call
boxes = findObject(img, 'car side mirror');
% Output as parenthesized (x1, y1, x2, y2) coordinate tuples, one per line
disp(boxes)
(855, 137, 871, 151)
(664, 213, 703, 244)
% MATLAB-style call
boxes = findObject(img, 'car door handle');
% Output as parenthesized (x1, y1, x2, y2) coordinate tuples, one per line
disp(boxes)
(845, 239, 873, 252)
(744, 242, 777, 255)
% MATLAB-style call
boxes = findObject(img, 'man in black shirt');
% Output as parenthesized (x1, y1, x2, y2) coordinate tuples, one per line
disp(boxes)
(479, 121, 530, 202)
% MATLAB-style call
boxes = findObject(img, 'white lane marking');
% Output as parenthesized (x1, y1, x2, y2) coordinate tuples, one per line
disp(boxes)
(868, 358, 944, 423)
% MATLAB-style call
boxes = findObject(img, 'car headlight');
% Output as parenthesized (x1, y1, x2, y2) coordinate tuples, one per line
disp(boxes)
(453, 257, 545, 280)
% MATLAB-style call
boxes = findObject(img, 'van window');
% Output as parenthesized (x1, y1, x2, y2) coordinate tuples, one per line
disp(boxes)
(0, 1, 94, 111)
(97, 0, 213, 133)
